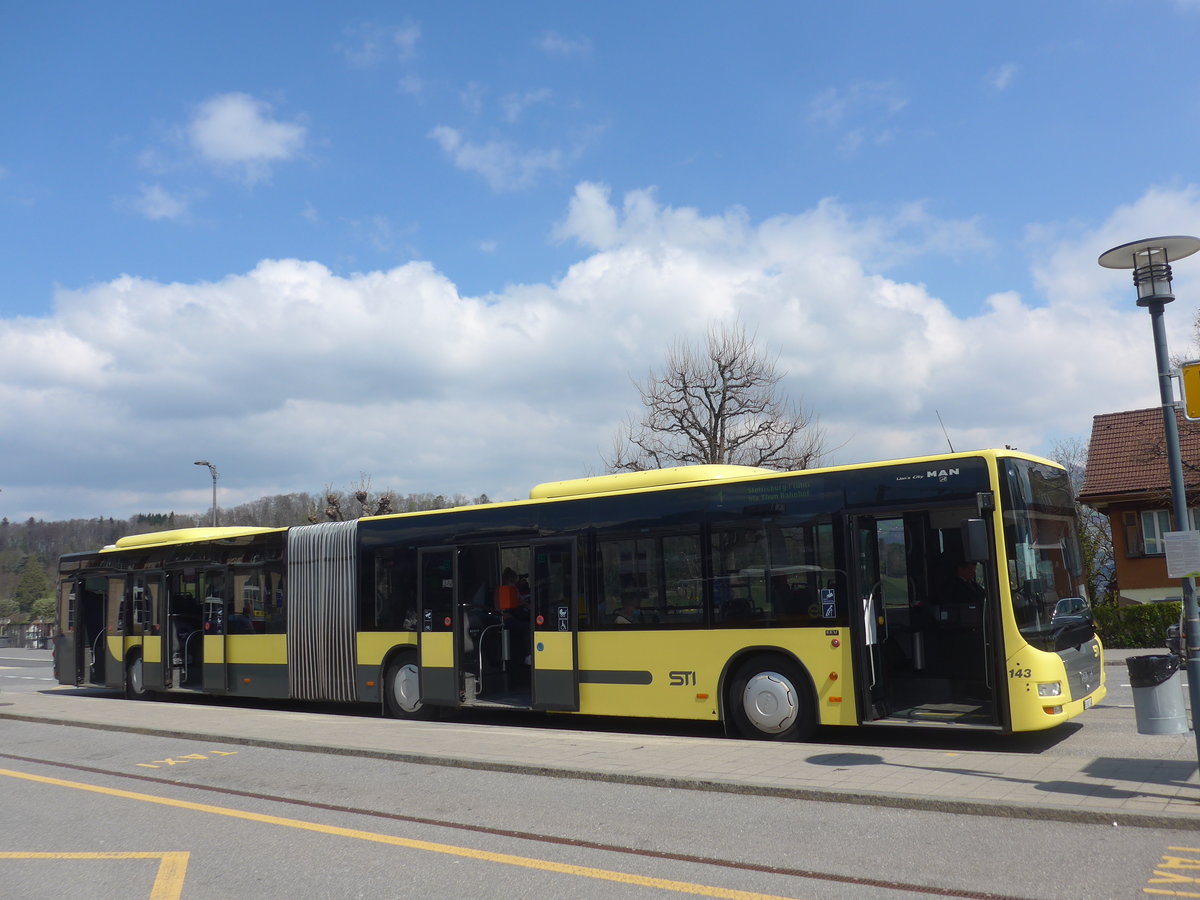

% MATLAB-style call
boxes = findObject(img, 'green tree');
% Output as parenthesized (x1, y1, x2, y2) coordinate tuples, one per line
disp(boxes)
(1051, 438, 1115, 605)
(13, 554, 51, 614)
(29, 595, 56, 622)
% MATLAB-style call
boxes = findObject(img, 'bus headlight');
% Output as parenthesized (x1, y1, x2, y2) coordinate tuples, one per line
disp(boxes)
(1037, 681, 1063, 698)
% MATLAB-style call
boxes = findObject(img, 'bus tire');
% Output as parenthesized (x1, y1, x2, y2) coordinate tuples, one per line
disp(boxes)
(125, 653, 153, 701)
(728, 655, 815, 741)
(383, 655, 437, 720)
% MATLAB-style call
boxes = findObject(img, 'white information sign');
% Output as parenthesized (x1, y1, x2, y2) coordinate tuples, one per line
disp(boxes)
(1164, 530, 1200, 579)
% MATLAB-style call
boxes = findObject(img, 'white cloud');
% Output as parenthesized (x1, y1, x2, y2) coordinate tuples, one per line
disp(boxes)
(809, 80, 908, 127)
(459, 82, 487, 117)
(987, 63, 1018, 91)
(187, 93, 307, 184)
(429, 126, 562, 191)
(501, 88, 554, 123)
(337, 21, 421, 66)
(398, 75, 425, 97)
(1027, 183, 1200, 314)
(809, 80, 908, 156)
(133, 184, 188, 221)
(393, 23, 421, 60)
(536, 31, 592, 59)
(4, 183, 1198, 520)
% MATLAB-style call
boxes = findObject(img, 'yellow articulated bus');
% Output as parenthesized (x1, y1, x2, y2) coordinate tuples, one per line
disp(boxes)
(54, 450, 1105, 740)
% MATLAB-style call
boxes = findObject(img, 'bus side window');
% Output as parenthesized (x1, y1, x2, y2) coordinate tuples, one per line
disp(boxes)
(658, 534, 701, 624)
(597, 537, 655, 628)
(710, 525, 768, 626)
(372, 550, 416, 632)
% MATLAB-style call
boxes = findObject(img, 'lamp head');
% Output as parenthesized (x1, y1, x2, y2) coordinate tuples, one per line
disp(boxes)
(1099, 236, 1200, 306)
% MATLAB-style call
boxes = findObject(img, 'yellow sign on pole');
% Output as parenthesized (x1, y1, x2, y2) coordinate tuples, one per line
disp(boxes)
(1182, 360, 1200, 420)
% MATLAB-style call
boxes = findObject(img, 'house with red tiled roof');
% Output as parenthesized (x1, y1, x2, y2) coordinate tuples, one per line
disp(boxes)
(1078, 406, 1200, 604)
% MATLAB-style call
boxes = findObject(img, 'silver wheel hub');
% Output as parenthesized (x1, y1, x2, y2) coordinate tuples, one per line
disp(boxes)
(130, 658, 144, 694)
(742, 671, 798, 734)
(392, 663, 422, 713)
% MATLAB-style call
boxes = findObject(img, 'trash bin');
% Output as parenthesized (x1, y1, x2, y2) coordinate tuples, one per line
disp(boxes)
(1126, 654, 1189, 735)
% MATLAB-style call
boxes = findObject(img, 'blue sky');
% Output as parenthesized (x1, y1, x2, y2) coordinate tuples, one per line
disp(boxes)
(3, 1, 1200, 523)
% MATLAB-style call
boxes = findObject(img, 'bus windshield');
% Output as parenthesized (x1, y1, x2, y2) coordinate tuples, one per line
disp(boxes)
(1001, 459, 1092, 652)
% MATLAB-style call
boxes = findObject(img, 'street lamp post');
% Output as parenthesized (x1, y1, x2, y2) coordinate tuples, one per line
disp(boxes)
(1099, 235, 1200, 759)
(193, 460, 218, 527)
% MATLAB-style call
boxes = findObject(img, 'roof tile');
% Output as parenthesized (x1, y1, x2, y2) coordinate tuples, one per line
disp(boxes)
(1079, 406, 1200, 502)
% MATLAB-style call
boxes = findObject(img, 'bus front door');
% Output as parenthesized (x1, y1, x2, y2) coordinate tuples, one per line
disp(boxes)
(851, 516, 890, 721)
(530, 540, 579, 712)
(417, 547, 460, 707)
(851, 511, 997, 726)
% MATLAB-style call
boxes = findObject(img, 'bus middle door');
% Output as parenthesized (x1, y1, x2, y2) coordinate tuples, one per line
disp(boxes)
(132, 572, 168, 691)
(530, 540, 579, 712)
(201, 567, 230, 693)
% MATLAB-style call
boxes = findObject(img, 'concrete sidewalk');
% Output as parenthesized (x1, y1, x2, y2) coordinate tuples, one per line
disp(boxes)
(2, 671, 1198, 832)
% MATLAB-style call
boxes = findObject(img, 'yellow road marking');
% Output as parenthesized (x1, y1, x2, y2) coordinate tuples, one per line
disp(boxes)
(0, 768, 796, 899)
(1145, 846, 1200, 896)
(0, 851, 188, 900)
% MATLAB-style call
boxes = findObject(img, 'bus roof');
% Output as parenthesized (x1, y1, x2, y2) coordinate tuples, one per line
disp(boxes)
(102, 526, 281, 552)
(529, 465, 775, 500)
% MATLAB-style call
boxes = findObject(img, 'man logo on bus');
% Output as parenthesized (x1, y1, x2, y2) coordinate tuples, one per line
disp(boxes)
(927, 468, 960, 481)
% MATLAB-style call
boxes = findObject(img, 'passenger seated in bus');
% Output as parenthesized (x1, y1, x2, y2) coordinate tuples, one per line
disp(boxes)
(227, 600, 256, 634)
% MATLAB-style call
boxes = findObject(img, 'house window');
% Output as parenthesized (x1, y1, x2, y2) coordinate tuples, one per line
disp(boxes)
(1140, 509, 1200, 555)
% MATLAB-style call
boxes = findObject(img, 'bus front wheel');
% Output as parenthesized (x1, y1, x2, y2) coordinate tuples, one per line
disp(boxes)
(383, 656, 437, 720)
(728, 656, 815, 741)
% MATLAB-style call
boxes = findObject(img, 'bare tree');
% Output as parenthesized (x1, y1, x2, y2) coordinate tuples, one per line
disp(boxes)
(606, 322, 826, 472)
(1051, 437, 1116, 605)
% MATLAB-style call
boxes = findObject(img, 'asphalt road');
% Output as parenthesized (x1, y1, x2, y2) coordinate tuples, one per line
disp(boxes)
(2, 648, 1200, 898)
(3, 717, 1197, 900)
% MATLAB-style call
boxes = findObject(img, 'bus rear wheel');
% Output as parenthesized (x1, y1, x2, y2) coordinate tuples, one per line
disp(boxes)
(383, 656, 437, 720)
(125, 653, 152, 701)
(728, 656, 815, 741)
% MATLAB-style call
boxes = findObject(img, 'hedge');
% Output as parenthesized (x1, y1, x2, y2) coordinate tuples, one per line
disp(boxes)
(1093, 601, 1181, 649)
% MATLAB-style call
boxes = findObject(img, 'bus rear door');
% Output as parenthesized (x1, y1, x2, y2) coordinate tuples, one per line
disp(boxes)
(56, 576, 93, 686)
(417, 547, 459, 707)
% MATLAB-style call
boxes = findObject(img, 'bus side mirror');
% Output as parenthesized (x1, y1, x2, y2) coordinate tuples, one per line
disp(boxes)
(961, 518, 989, 563)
